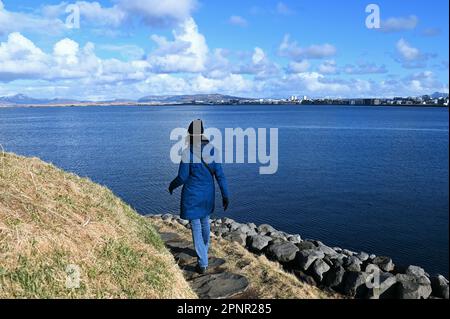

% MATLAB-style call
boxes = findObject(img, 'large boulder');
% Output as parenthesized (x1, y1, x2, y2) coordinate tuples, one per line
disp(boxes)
(223, 231, 247, 246)
(297, 241, 317, 251)
(372, 256, 395, 272)
(295, 249, 325, 271)
(430, 275, 449, 299)
(247, 235, 272, 252)
(236, 224, 253, 235)
(366, 272, 398, 299)
(344, 256, 363, 272)
(311, 259, 331, 283)
(324, 266, 346, 289)
(396, 274, 432, 299)
(287, 234, 302, 244)
(405, 265, 427, 277)
(257, 224, 276, 234)
(293, 270, 317, 287)
(269, 231, 287, 241)
(356, 252, 369, 262)
(343, 271, 370, 298)
(317, 244, 338, 257)
(266, 242, 299, 263)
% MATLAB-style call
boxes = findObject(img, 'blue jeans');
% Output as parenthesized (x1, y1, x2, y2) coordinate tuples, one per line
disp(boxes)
(190, 216, 210, 268)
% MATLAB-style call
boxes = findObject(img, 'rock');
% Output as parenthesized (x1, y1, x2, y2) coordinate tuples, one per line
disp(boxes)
(288, 234, 302, 244)
(342, 249, 355, 256)
(324, 266, 346, 288)
(236, 224, 252, 234)
(229, 222, 241, 231)
(405, 265, 426, 277)
(174, 252, 196, 266)
(329, 255, 345, 268)
(343, 271, 370, 298)
(366, 272, 397, 299)
(297, 241, 317, 251)
(266, 242, 299, 263)
(293, 270, 317, 286)
(344, 256, 363, 272)
(161, 213, 173, 221)
(269, 231, 287, 240)
(295, 249, 325, 271)
(318, 244, 338, 257)
(190, 272, 249, 299)
(257, 224, 276, 234)
(333, 247, 343, 253)
(247, 222, 257, 230)
(372, 256, 395, 272)
(396, 274, 432, 299)
(223, 231, 247, 246)
(177, 219, 189, 226)
(431, 275, 449, 299)
(311, 259, 331, 282)
(369, 254, 376, 260)
(356, 252, 369, 262)
(221, 217, 234, 226)
(247, 235, 272, 252)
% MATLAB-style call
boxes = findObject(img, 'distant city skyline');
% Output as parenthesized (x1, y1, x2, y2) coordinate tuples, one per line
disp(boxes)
(0, 0, 449, 100)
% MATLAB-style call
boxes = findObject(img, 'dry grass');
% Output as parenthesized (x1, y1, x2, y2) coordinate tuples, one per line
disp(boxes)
(0, 152, 196, 299)
(151, 219, 342, 299)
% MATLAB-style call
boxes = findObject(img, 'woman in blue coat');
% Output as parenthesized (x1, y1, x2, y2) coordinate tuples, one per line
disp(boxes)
(169, 119, 229, 274)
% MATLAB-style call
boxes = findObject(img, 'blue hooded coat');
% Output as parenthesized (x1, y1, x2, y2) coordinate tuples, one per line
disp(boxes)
(170, 142, 229, 221)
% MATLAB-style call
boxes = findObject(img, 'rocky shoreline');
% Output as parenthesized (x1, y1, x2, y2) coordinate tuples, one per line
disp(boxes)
(148, 214, 449, 300)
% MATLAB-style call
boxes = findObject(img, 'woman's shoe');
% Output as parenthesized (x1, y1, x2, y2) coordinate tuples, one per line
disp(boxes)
(195, 264, 208, 274)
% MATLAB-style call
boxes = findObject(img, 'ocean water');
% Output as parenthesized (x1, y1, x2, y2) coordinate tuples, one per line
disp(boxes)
(0, 105, 448, 275)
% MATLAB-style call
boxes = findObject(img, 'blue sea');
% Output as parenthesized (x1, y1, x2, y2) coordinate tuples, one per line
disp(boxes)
(0, 105, 448, 275)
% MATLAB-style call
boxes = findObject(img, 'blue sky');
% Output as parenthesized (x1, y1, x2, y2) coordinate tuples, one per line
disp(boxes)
(0, 0, 448, 100)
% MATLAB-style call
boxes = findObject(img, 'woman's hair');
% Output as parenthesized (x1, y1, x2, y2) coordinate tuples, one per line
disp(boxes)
(186, 119, 209, 146)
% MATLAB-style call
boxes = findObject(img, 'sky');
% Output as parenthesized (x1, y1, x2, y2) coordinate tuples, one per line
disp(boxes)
(0, 0, 448, 100)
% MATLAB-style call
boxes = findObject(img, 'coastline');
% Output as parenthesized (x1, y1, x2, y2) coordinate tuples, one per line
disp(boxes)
(148, 213, 450, 299)
(0, 103, 448, 109)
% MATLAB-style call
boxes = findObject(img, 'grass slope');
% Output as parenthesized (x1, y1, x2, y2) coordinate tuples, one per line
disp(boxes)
(0, 152, 196, 299)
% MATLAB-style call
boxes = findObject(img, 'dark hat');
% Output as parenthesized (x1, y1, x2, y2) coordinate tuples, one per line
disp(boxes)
(188, 119, 204, 135)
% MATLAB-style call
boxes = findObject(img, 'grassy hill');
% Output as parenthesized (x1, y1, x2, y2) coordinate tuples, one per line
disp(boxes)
(0, 152, 195, 298)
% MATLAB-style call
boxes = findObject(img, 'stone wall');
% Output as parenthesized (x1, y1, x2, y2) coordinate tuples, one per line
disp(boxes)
(149, 214, 449, 300)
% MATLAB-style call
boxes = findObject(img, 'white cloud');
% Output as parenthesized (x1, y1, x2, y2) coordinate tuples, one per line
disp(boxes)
(252, 47, 265, 64)
(148, 18, 209, 73)
(286, 60, 310, 73)
(40, 0, 197, 29)
(229, 15, 248, 27)
(0, 32, 49, 81)
(396, 38, 420, 61)
(318, 60, 337, 74)
(0, 1, 65, 35)
(279, 34, 336, 60)
(343, 62, 388, 75)
(380, 15, 418, 33)
(114, 0, 197, 27)
(0, 32, 150, 83)
(236, 47, 280, 80)
(276, 2, 295, 15)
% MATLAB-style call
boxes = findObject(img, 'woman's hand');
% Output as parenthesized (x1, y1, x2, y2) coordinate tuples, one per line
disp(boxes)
(168, 181, 176, 195)
(222, 197, 229, 211)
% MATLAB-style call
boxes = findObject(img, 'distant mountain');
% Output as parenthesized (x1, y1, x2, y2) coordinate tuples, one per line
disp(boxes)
(430, 92, 449, 99)
(138, 94, 252, 103)
(0, 94, 79, 105)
